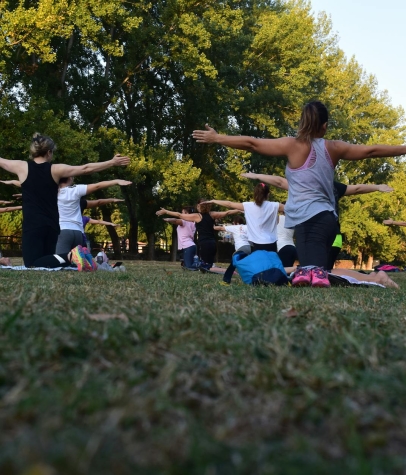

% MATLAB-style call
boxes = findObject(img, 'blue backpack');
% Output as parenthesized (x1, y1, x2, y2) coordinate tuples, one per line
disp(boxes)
(233, 250, 288, 286)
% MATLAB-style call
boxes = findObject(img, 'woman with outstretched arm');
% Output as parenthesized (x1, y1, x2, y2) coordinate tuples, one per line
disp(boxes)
(242, 172, 394, 269)
(202, 183, 283, 254)
(156, 198, 240, 271)
(193, 101, 406, 287)
(56, 178, 131, 254)
(0, 133, 130, 269)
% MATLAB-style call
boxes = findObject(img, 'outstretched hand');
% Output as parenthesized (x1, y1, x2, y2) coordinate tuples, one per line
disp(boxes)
(112, 154, 131, 167)
(192, 124, 218, 143)
(240, 172, 256, 179)
(156, 208, 167, 216)
(383, 219, 393, 225)
(117, 180, 132, 186)
(378, 184, 394, 193)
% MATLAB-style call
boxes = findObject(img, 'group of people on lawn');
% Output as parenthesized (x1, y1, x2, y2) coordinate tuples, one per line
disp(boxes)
(0, 101, 404, 287)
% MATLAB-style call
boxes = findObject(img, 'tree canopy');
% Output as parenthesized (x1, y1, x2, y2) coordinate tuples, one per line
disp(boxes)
(1, 0, 405, 263)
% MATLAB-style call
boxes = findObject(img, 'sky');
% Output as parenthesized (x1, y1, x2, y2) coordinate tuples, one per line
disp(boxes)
(308, 0, 406, 112)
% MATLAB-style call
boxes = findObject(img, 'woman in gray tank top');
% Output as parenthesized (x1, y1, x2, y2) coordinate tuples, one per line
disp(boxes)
(193, 101, 406, 287)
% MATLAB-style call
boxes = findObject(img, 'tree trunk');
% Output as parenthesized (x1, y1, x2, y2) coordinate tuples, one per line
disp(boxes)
(366, 255, 374, 271)
(356, 250, 363, 269)
(147, 232, 155, 260)
(122, 191, 138, 254)
(170, 226, 178, 262)
(100, 208, 121, 258)
(58, 32, 75, 97)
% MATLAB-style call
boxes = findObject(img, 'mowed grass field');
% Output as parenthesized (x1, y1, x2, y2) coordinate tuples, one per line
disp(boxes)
(0, 259, 405, 475)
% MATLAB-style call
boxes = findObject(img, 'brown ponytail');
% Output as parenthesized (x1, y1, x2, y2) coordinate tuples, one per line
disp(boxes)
(196, 198, 212, 214)
(296, 101, 328, 143)
(253, 183, 269, 206)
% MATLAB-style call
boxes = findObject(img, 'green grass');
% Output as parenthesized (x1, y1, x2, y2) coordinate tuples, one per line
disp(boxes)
(0, 260, 405, 475)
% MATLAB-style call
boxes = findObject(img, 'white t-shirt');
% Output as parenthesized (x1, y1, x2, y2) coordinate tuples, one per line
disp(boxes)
(277, 214, 295, 251)
(243, 201, 279, 244)
(58, 185, 88, 231)
(224, 224, 249, 251)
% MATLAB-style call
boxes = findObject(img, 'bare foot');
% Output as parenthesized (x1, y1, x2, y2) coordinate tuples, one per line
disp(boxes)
(0, 257, 11, 266)
(374, 271, 399, 289)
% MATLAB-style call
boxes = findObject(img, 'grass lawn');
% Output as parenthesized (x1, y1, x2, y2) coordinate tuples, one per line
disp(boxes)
(0, 259, 405, 475)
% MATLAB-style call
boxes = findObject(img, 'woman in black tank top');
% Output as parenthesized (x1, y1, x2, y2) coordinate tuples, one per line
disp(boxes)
(156, 198, 241, 270)
(0, 133, 130, 268)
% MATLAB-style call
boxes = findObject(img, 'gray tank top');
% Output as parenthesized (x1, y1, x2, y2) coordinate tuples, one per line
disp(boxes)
(284, 138, 336, 228)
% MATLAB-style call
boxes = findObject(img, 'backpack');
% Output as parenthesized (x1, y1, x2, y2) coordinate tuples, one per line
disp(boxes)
(233, 250, 288, 286)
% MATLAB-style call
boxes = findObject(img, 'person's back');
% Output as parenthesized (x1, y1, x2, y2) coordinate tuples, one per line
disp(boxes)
(58, 184, 88, 231)
(243, 201, 279, 244)
(21, 161, 59, 233)
(224, 223, 250, 253)
(195, 213, 215, 242)
(177, 220, 195, 249)
(284, 138, 336, 228)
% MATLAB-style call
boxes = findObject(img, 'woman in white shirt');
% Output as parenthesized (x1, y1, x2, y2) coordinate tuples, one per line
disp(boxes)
(214, 215, 251, 285)
(202, 183, 284, 252)
(56, 177, 131, 254)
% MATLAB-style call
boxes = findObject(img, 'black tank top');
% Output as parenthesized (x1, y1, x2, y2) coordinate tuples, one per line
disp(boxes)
(195, 213, 216, 243)
(21, 161, 59, 232)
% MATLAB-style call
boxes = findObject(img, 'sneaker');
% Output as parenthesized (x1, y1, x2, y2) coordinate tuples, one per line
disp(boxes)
(70, 245, 87, 271)
(292, 267, 312, 287)
(82, 247, 98, 271)
(220, 281, 230, 286)
(198, 262, 211, 273)
(311, 267, 331, 288)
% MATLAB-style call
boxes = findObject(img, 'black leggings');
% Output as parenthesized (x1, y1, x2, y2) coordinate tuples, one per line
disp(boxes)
(198, 240, 217, 267)
(327, 245, 341, 271)
(251, 242, 277, 252)
(294, 211, 338, 269)
(278, 245, 298, 267)
(31, 253, 70, 268)
(22, 227, 60, 267)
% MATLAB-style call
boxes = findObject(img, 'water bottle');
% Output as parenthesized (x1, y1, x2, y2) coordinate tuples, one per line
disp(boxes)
(193, 255, 199, 268)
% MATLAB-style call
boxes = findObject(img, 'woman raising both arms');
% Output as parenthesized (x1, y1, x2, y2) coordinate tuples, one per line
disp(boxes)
(0, 133, 130, 268)
(156, 198, 240, 271)
(193, 101, 406, 287)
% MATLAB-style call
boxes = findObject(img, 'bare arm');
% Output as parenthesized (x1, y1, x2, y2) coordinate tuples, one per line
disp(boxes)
(85, 179, 132, 195)
(88, 218, 120, 227)
(345, 184, 393, 196)
(156, 208, 201, 222)
(0, 201, 13, 205)
(51, 154, 130, 181)
(241, 172, 289, 190)
(213, 225, 226, 231)
(163, 218, 184, 226)
(0, 179, 22, 187)
(203, 199, 244, 211)
(0, 159, 27, 181)
(0, 206, 22, 213)
(193, 125, 295, 156)
(383, 219, 406, 227)
(84, 198, 125, 209)
(328, 140, 406, 163)
(211, 209, 242, 219)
